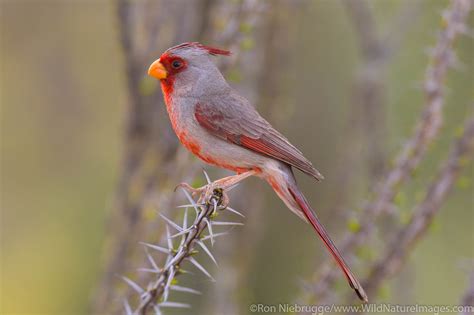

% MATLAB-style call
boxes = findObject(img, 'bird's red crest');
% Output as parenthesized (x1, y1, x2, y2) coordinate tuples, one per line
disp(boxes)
(168, 42, 231, 56)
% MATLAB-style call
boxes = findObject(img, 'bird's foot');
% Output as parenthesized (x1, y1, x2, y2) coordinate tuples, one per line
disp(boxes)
(175, 181, 229, 209)
(176, 171, 256, 210)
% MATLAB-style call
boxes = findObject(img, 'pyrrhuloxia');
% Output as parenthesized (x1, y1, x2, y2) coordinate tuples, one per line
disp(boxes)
(148, 42, 368, 302)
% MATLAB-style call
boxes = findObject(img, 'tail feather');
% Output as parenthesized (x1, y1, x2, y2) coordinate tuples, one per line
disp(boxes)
(287, 185, 368, 303)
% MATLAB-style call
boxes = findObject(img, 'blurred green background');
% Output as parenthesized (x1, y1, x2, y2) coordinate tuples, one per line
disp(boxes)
(1, 0, 473, 314)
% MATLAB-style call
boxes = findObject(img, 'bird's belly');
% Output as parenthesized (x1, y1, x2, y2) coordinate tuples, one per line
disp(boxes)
(176, 122, 265, 173)
(168, 97, 267, 173)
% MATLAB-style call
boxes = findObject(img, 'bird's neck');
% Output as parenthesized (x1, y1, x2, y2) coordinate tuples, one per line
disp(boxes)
(160, 78, 182, 140)
(163, 68, 230, 101)
(161, 78, 175, 110)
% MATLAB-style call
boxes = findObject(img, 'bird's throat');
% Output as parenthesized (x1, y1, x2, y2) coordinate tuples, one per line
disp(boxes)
(161, 78, 175, 105)
(160, 78, 182, 140)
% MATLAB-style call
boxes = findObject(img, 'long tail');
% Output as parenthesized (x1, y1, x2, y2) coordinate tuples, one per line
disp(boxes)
(266, 169, 368, 303)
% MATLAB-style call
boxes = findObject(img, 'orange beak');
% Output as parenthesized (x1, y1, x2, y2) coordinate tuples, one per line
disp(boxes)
(148, 59, 167, 79)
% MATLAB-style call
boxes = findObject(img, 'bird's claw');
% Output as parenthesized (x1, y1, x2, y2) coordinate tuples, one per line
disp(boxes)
(175, 182, 201, 197)
(175, 181, 229, 209)
(219, 191, 230, 209)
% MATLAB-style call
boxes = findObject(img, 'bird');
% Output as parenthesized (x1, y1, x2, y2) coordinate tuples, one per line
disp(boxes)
(147, 42, 368, 302)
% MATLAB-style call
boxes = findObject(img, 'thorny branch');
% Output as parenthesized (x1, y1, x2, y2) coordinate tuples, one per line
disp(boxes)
(93, 1, 204, 311)
(94, 1, 266, 313)
(123, 179, 245, 315)
(307, 0, 472, 302)
(361, 115, 474, 298)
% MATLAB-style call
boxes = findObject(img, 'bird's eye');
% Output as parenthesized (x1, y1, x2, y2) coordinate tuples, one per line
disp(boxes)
(172, 60, 182, 69)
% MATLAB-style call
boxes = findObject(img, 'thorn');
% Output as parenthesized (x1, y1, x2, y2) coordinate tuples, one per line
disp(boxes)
(159, 213, 184, 232)
(140, 242, 170, 255)
(182, 207, 188, 230)
(158, 301, 191, 308)
(196, 240, 218, 267)
(204, 218, 214, 246)
(226, 206, 245, 218)
(170, 227, 193, 239)
(212, 221, 244, 226)
(201, 232, 229, 241)
(120, 276, 144, 294)
(166, 225, 173, 251)
(163, 226, 175, 269)
(203, 169, 212, 184)
(123, 299, 133, 315)
(144, 248, 159, 271)
(188, 257, 215, 282)
(164, 251, 180, 270)
(212, 198, 218, 213)
(177, 203, 205, 209)
(137, 268, 160, 274)
(180, 187, 201, 215)
(163, 267, 175, 301)
(165, 254, 172, 269)
(179, 208, 189, 247)
(163, 267, 175, 302)
(170, 284, 202, 295)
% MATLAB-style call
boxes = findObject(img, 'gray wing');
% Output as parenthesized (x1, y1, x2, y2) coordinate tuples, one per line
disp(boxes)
(194, 92, 323, 180)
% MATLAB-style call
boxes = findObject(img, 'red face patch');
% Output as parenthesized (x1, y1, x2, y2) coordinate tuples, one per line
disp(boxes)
(159, 54, 188, 77)
(158, 54, 188, 103)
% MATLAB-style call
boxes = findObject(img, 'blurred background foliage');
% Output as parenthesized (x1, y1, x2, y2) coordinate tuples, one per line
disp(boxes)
(1, 0, 473, 314)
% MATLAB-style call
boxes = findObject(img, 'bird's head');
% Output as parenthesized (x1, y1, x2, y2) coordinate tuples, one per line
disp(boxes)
(148, 42, 231, 97)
